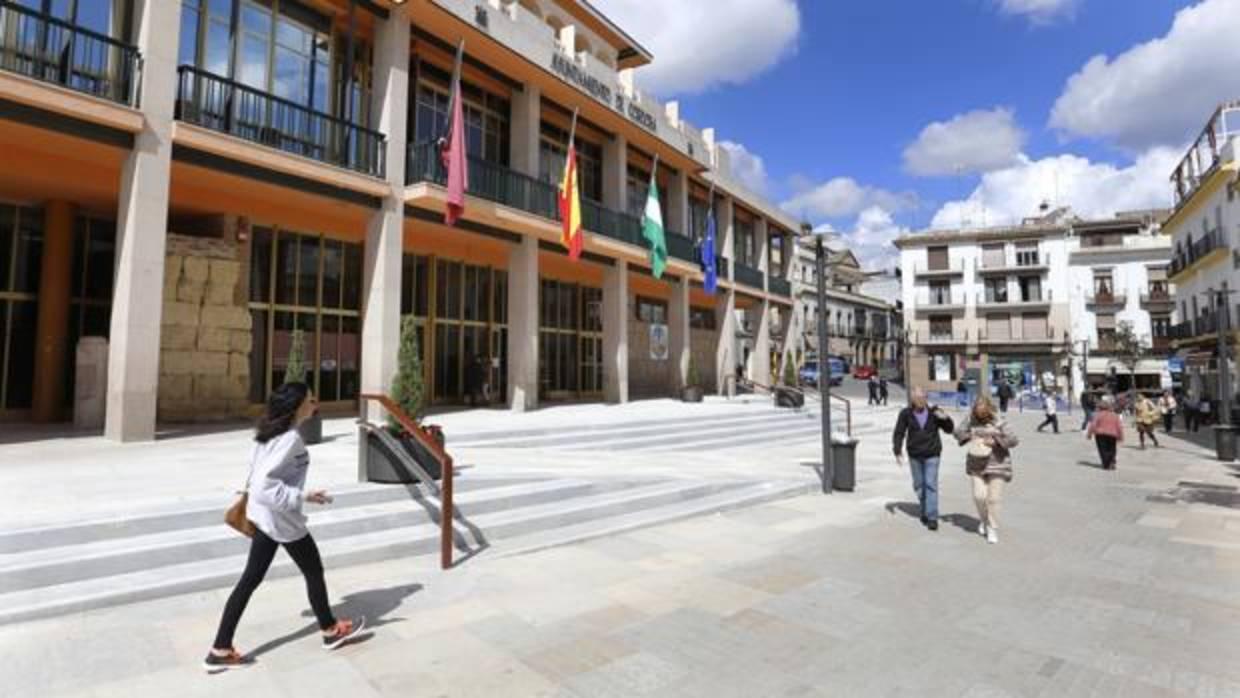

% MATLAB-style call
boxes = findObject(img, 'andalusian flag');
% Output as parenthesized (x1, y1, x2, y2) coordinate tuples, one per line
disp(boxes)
(558, 115, 583, 260)
(642, 163, 667, 279)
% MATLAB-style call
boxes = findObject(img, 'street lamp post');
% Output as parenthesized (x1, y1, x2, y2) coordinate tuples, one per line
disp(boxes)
(804, 222, 834, 494)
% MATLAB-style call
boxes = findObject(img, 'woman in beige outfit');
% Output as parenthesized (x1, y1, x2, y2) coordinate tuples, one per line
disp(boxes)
(954, 395, 1019, 544)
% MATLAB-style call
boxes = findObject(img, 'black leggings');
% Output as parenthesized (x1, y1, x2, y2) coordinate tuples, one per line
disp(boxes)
(213, 529, 335, 650)
(1138, 424, 1159, 447)
(1096, 435, 1118, 469)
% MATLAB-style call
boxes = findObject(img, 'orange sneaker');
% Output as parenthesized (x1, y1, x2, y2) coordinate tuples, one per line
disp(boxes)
(322, 616, 366, 650)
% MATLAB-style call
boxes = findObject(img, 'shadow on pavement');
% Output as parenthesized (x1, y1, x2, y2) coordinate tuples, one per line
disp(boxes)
(884, 501, 921, 520)
(247, 583, 423, 659)
(1076, 459, 1105, 470)
(941, 513, 981, 533)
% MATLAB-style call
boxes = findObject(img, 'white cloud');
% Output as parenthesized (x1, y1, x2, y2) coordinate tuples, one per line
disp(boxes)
(718, 141, 769, 195)
(903, 108, 1027, 176)
(1050, 0, 1240, 151)
(994, 0, 1079, 25)
(592, 0, 800, 95)
(928, 148, 1179, 229)
(781, 177, 917, 220)
(832, 207, 909, 273)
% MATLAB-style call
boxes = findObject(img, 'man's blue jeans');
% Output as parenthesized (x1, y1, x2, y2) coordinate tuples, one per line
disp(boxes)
(1080, 409, 1094, 431)
(908, 456, 940, 521)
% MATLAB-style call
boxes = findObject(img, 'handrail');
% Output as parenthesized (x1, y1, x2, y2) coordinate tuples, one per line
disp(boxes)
(359, 393, 455, 570)
(797, 386, 853, 436)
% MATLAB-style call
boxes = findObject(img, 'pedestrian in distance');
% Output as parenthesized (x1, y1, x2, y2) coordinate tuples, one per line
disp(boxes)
(879, 376, 889, 405)
(1036, 390, 1059, 434)
(997, 380, 1013, 414)
(1184, 394, 1199, 432)
(892, 387, 955, 531)
(1200, 398, 1213, 426)
(1087, 395, 1124, 471)
(868, 375, 879, 406)
(204, 382, 366, 673)
(1135, 393, 1161, 449)
(1079, 389, 1097, 431)
(957, 379, 968, 408)
(954, 395, 1019, 544)
(1158, 390, 1176, 433)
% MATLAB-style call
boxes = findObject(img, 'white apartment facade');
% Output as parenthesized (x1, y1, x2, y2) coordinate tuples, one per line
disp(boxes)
(1165, 101, 1240, 405)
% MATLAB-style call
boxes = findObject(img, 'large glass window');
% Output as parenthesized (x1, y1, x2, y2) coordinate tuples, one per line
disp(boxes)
(539, 279, 602, 397)
(0, 204, 43, 412)
(539, 121, 601, 201)
(414, 62, 511, 165)
(734, 216, 755, 267)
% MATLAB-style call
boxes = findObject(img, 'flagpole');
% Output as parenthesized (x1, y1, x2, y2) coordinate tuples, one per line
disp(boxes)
(567, 107, 579, 149)
(651, 152, 660, 180)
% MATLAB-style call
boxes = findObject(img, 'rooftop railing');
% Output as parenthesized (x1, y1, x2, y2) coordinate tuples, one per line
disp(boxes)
(1172, 101, 1240, 206)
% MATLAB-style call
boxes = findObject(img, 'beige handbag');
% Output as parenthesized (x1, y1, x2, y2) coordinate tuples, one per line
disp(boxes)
(967, 437, 994, 460)
(224, 468, 255, 538)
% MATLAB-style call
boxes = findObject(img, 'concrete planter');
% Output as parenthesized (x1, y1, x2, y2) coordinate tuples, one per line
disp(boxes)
(681, 386, 704, 403)
(365, 427, 445, 484)
(773, 387, 804, 409)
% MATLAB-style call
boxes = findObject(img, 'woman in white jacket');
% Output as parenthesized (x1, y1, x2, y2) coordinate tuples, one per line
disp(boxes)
(204, 383, 364, 673)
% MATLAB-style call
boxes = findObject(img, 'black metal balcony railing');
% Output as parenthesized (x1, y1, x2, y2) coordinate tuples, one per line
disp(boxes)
(769, 276, 792, 298)
(0, 1, 140, 105)
(1141, 289, 1173, 306)
(176, 65, 385, 177)
(1169, 230, 1225, 277)
(407, 140, 558, 219)
(1170, 320, 1195, 340)
(734, 263, 764, 290)
(1085, 291, 1126, 306)
(665, 230, 696, 264)
(977, 289, 1053, 305)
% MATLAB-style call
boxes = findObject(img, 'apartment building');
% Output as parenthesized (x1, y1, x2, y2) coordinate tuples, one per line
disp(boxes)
(786, 237, 898, 372)
(1165, 101, 1240, 404)
(0, 0, 797, 439)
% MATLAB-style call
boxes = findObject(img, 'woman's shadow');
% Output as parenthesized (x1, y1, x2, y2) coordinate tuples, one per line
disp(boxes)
(247, 583, 422, 659)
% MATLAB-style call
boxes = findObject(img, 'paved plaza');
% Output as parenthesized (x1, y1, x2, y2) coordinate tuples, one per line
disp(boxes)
(3, 392, 1239, 697)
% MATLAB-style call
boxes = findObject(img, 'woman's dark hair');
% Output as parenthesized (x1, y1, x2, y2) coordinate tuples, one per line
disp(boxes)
(255, 382, 310, 443)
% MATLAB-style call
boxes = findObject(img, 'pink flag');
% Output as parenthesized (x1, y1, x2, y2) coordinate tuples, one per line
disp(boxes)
(441, 42, 467, 226)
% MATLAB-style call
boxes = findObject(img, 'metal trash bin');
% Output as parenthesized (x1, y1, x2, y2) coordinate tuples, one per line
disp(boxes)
(830, 434, 859, 492)
(1214, 425, 1238, 462)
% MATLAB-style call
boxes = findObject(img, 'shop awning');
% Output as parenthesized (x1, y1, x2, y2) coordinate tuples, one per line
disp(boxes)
(1085, 358, 1169, 375)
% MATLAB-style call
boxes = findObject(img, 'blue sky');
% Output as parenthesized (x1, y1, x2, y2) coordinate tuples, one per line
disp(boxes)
(597, 0, 1240, 269)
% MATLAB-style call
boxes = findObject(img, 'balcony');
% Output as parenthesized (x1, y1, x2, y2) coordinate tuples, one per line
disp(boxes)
(1169, 230, 1227, 279)
(914, 293, 966, 315)
(975, 289, 1054, 312)
(976, 254, 1050, 275)
(1171, 101, 1240, 207)
(1170, 320, 1196, 340)
(1152, 336, 1172, 354)
(1140, 289, 1174, 311)
(769, 276, 792, 298)
(912, 262, 964, 279)
(1085, 291, 1127, 309)
(915, 330, 968, 346)
(978, 325, 1059, 344)
(176, 66, 386, 177)
(734, 263, 764, 290)
(0, 1, 139, 105)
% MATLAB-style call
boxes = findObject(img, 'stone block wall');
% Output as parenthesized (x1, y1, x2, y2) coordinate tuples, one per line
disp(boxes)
(628, 300, 672, 399)
(158, 233, 252, 422)
(690, 327, 720, 394)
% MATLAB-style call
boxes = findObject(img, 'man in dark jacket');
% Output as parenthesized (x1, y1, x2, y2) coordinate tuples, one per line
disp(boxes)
(997, 380, 1013, 413)
(892, 387, 955, 530)
(1079, 389, 1096, 431)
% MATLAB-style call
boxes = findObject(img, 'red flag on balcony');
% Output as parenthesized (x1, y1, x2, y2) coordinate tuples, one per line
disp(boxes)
(559, 109, 583, 260)
(440, 41, 467, 226)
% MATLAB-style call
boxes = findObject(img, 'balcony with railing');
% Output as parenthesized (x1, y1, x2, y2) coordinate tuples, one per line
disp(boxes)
(1085, 291, 1127, 309)
(1171, 101, 1240, 207)
(914, 292, 966, 314)
(0, 1, 140, 105)
(916, 330, 968, 345)
(912, 261, 964, 278)
(1140, 288, 1174, 310)
(769, 276, 792, 298)
(976, 253, 1050, 275)
(176, 66, 386, 177)
(978, 325, 1058, 344)
(1170, 320, 1196, 340)
(975, 289, 1053, 312)
(734, 263, 765, 290)
(1169, 230, 1227, 279)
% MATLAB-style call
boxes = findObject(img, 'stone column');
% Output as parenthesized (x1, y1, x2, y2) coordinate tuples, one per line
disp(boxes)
(510, 82, 541, 177)
(32, 200, 75, 422)
(507, 235, 539, 411)
(359, 7, 409, 423)
(106, 0, 180, 442)
(751, 301, 772, 386)
(668, 168, 689, 236)
(603, 259, 629, 403)
(756, 217, 770, 293)
(602, 133, 627, 212)
(669, 274, 690, 391)
(715, 196, 736, 396)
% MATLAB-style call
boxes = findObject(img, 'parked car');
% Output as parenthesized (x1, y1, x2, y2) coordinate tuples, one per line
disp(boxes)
(853, 364, 877, 380)
(798, 359, 845, 388)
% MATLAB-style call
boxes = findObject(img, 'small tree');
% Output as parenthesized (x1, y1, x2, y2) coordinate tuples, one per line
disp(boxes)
(686, 356, 700, 388)
(390, 316, 426, 430)
(283, 329, 307, 385)
(1112, 321, 1149, 403)
(782, 354, 798, 387)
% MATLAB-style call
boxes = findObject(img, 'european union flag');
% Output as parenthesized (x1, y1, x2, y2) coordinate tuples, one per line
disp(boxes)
(701, 205, 718, 294)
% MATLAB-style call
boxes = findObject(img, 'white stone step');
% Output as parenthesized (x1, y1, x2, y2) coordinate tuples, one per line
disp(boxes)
(0, 478, 605, 593)
(0, 478, 772, 625)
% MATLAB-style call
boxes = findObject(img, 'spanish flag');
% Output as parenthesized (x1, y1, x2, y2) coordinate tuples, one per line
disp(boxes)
(559, 142, 583, 260)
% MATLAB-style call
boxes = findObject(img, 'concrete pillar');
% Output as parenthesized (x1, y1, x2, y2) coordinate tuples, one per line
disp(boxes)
(360, 7, 410, 423)
(32, 200, 75, 422)
(716, 290, 736, 396)
(751, 301, 772, 386)
(557, 24, 576, 55)
(668, 168, 689, 237)
(510, 82, 541, 177)
(669, 274, 690, 391)
(507, 236, 539, 411)
(756, 217, 769, 292)
(602, 133, 627, 212)
(603, 260, 629, 403)
(106, 0, 180, 442)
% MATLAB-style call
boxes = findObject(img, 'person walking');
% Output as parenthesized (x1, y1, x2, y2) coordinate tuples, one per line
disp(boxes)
(1184, 394, 1199, 432)
(1079, 389, 1096, 431)
(1135, 394, 1161, 449)
(892, 388, 955, 531)
(1036, 390, 1059, 433)
(996, 380, 1013, 414)
(867, 375, 879, 406)
(879, 376, 889, 405)
(1200, 398, 1213, 426)
(956, 379, 968, 408)
(953, 395, 1019, 544)
(1158, 391, 1176, 433)
(1087, 395, 1124, 470)
(204, 383, 365, 673)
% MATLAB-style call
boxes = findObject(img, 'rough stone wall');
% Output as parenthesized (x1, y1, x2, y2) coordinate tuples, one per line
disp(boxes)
(691, 327, 720, 394)
(158, 233, 252, 422)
